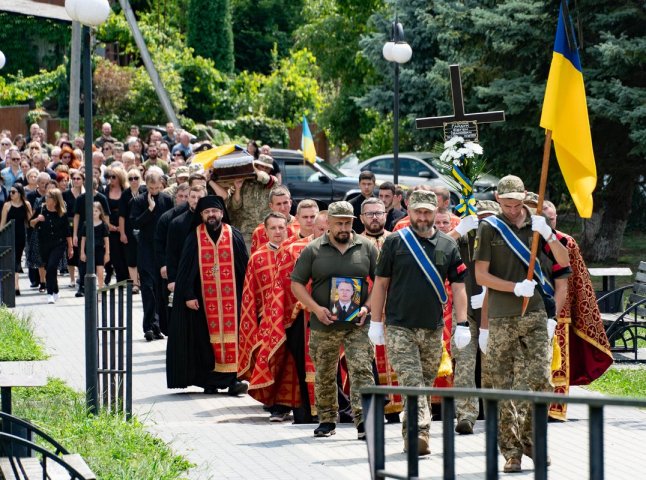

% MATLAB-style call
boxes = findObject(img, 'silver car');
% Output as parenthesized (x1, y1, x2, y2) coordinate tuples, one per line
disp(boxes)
(339, 152, 499, 204)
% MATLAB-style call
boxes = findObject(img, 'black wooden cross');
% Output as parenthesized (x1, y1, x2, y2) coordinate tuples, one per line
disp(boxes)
(415, 64, 505, 141)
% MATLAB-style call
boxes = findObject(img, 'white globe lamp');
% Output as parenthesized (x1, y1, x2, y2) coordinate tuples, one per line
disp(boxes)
(391, 42, 413, 64)
(382, 41, 396, 62)
(0, 51, 5, 70)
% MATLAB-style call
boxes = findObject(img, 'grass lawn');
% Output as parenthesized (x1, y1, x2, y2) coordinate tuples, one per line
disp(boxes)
(0, 307, 47, 361)
(12, 379, 192, 480)
(586, 367, 646, 397)
(1, 307, 192, 479)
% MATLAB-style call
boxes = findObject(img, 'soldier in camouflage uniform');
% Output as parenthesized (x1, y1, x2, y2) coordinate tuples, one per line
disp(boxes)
(446, 199, 502, 434)
(474, 175, 571, 473)
(224, 154, 278, 245)
(291, 201, 377, 440)
(369, 191, 469, 456)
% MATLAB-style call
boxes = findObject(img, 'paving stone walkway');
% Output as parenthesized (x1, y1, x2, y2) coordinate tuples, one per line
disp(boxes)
(14, 275, 646, 479)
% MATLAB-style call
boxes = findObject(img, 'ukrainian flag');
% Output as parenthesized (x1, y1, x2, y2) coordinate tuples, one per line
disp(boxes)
(301, 116, 317, 164)
(540, 2, 596, 218)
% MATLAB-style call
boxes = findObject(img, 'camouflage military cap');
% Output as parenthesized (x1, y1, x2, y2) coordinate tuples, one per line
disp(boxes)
(476, 199, 501, 216)
(328, 201, 356, 218)
(408, 190, 438, 211)
(175, 166, 189, 178)
(524, 191, 539, 207)
(188, 162, 204, 174)
(253, 154, 274, 169)
(497, 175, 526, 200)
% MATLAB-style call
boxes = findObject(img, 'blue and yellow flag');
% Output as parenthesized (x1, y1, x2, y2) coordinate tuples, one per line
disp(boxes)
(540, 2, 596, 218)
(301, 116, 316, 164)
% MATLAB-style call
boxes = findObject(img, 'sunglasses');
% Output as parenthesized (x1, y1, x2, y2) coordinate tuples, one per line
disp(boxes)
(30, 146, 39, 150)
(173, 152, 183, 156)
(11, 157, 20, 161)
(127, 176, 140, 181)
(9, 190, 17, 195)
(72, 177, 83, 181)
(106, 175, 116, 179)
(1, 143, 10, 147)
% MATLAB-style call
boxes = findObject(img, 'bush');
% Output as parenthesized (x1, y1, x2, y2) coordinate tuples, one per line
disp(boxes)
(209, 115, 288, 147)
(0, 65, 67, 107)
(0, 308, 47, 361)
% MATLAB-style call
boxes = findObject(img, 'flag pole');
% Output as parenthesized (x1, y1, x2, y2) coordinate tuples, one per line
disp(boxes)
(521, 129, 552, 316)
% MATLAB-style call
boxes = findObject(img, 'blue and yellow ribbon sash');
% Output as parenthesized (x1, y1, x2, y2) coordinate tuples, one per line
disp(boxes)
(398, 227, 448, 304)
(482, 216, 555, 298)
(452, 164, 477, 217)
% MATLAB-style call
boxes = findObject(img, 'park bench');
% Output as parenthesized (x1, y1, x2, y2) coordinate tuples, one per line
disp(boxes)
(597, 261, 646, 362)
(0, 412, 95, 479)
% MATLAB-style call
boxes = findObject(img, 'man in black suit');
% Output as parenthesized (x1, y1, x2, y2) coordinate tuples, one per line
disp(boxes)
(348, 171, 376, 234)
(131, 169, 174, 341)
(333, 279, 360, 322)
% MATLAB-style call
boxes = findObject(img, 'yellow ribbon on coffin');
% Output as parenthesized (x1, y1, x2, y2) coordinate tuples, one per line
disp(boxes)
(191, 144, 238, 169)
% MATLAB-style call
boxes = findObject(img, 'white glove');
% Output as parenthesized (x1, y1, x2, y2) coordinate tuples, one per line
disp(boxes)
(368, 321, 385, 346)
(454, 325, 471, 349)
(547, 318, 557, 340)
(479, 328, 489, 354)
(514, 279, 537, 298)
(455, 215, 479, 237)
(470, 286, 487, 310)
(531, 215, 552, 241)
(256, 170, 270, 185)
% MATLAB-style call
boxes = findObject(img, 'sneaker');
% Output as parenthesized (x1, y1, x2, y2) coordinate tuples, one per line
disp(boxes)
(227, 381, 249, 396)
(523, 446, 551, 466)
(144, 330, 154, 342)
(269, 411, 291, 423)
(357, 422, 366, 440)
(47, 295, 55, 304)
(53, 293, 60, 301)
(313, 422, 336, 437)
(455, 419, 474, 435)
(503, 458, 522, 473)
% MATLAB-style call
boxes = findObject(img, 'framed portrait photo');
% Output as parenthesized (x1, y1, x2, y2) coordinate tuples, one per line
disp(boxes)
(329, 277, 363, 323)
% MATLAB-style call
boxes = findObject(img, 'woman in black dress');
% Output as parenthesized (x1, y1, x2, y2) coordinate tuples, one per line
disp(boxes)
(0, 183, 32, 295)
(63, 170, 84, 287)
(119, 167, 144, 293)
(80, 202, 110, 290)
(31, 188, 72, 303)
(103, 166, 128, 283)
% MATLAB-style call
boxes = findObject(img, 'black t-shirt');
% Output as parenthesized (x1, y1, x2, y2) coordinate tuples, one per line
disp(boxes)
(81, 222, 109, 252)
(74, 192, 111, 235)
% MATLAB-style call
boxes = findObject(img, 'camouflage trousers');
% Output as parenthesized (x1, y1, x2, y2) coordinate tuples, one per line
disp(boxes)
(488, 310, 552, 460)
(451, 318, 479, 424)
(309, 327, 374, 426)
(386, 325, 444, 439)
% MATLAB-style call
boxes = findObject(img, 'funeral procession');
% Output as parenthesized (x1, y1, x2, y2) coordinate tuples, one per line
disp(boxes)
(2, 1, 646, 479)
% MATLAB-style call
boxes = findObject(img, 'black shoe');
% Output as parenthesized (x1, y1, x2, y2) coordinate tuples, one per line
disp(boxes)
(75, 291, 84, 298)
(153, 331, 165, 340)
(386, 412, 401, 424)
(39, 283, 46, 293)
(30, 282, 38, 289)
(227, 381, 248, 396)
(204, 386, 219, 394)
(357, 422, 366, 440)
(15, 289, 20, 296)
(144, 330, 154, 342)
(314, 422, 336, 437)
(455, 419, 474, 435)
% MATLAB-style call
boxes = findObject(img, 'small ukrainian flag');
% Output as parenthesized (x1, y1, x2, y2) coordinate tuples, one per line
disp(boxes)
(301, 116, 316, 164)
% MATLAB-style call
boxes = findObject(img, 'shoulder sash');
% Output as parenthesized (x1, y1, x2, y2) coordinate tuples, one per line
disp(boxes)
(398, 227, 448, 304)
(482, 216, 554, 298)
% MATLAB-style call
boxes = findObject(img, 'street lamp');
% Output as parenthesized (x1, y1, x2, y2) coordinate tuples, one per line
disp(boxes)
(383, 19, 412, 185)
(65, 0, 111, 414)
(0, 50, 6, 70)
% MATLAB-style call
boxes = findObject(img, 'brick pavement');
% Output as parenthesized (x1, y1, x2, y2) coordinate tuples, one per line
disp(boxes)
(13, 274, 646, 479)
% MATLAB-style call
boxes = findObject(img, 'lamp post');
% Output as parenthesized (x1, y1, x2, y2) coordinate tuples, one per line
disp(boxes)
(382, 19, 412, 185)
(65, 0, 111, 414)
(0, 50, 6, 70)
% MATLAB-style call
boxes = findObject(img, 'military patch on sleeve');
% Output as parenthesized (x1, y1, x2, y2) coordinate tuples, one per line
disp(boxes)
(473, 237, 479, 251)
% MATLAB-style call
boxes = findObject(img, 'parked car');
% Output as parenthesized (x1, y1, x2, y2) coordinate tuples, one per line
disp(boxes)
(340, 152, 499, 203)
(270, 149, 361, 211)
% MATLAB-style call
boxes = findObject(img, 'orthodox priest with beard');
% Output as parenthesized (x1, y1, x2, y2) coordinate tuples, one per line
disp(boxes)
(166, 195, 249, 395)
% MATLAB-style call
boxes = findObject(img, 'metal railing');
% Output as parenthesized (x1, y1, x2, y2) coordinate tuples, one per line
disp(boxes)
(0, 219, 15, 308)
(361, 386, 646, 480)
(96, 280, 133, 419)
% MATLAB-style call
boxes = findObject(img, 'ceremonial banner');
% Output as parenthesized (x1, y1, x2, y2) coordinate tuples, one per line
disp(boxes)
(540, 2, 596, 218)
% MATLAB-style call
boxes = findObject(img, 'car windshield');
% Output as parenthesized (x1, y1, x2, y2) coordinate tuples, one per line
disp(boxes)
(316, 160, 344, 178)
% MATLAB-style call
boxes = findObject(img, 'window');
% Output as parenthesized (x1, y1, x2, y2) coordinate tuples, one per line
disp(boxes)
(284, 162, 324, 183)
(363, 158, 393, 175)
(399, 159, 436, 178)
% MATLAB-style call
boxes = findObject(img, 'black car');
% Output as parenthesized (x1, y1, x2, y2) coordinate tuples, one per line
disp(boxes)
(270, 149, 360, 211)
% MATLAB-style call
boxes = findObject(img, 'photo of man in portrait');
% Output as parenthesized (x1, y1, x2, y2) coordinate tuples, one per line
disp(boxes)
(330, 277, 362, 322)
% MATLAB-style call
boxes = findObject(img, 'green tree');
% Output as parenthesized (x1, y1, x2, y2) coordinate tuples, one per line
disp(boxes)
(187, 0, 234, 73)
(232, 0, 305, 74)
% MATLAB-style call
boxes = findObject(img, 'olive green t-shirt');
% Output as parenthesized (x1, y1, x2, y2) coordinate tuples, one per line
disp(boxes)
(474, 210, 565, 318)
(375, 229, 467, 329)
(291, 232, 378, 331)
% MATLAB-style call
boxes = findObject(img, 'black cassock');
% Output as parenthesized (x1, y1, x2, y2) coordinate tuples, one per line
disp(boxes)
(166, 224, 249, 389)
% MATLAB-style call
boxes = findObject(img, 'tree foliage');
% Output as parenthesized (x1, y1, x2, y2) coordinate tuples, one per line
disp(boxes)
(187, 0, 234, 73)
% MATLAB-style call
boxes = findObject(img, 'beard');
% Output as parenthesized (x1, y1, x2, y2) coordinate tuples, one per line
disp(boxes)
(333, 231, 351, 244)
(411, 218, 433, 235)
(205, 216, 222, 232)
(365, 220, 385, 235)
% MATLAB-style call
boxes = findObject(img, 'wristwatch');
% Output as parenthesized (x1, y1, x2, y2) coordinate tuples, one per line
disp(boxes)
(547, 233, 558, 243)
(457, 321, 468, 327)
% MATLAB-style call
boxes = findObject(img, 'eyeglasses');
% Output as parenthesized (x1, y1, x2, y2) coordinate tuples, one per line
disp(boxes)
(30, 146, 39, 150)
(106, 175, 116, 179)
(127, 176, 140, 181)
(0, 143, 10, 147)
(11, 157, 20, 161)
(72, 177, 83, 181)
(362, 211, 386, 218)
